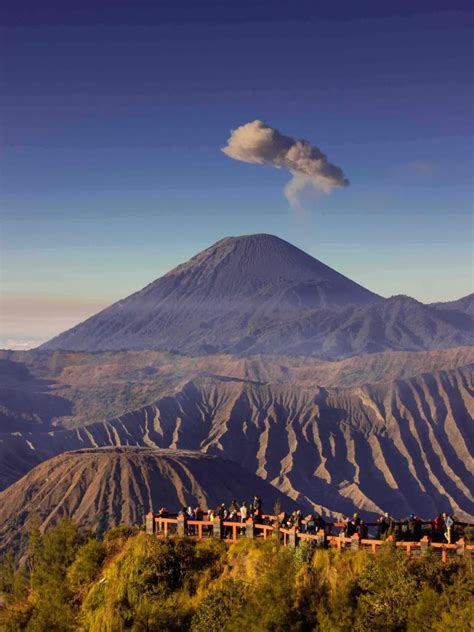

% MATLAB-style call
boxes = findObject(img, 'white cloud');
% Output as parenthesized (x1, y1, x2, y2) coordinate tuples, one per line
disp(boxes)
(222, 120, 349, 207)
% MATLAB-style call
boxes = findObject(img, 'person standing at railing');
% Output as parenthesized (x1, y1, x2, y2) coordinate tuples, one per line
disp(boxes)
(358, 520, 368, 539)
(293, 510, 302, 531)
(252, 495, 262, 515)
(434, 513, 445, 542)
(254, 507, 263, 524)
(346, 515, 359, 537)
(306, 515, 316, 535)
(377, 514, 389, 540)
(240, 501, 248, 534)
(186, 506, 195, 535)
(406, 514, 415, 540)
(315, 513, 326, 533)
(413, 516, 423, 542)
(207, 508, 215, 536)
(226, 504, 238, 538)
(443, 512, 454, 544)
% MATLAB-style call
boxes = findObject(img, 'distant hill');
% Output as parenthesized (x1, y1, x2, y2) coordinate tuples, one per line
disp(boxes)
(0, 447, 299, 551)
(1, 349, 472, 521)
(40, 234, 473, 358)
(2, 347, 472, 430)
(429, 293, 474, 316)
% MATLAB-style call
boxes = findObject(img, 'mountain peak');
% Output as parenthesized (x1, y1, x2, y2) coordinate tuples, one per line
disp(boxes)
(40, 235, 383, 354)
(167, 232, 373, 294)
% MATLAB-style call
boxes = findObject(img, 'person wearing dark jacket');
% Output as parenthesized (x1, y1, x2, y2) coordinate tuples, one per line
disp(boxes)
(377, 514, 389, 540)
(316, 514, 326, 531)
(433, 513, 445, 541)
(346, 519, 357, 537)
(413, 515, 422, 541)
(358, 520, 368, 539)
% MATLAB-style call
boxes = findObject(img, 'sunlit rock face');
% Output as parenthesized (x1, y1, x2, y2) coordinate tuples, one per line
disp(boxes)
(1, 350, 472, 521)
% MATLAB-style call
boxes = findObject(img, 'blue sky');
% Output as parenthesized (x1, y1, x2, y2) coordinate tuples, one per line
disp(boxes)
(1, 1, 473, 347)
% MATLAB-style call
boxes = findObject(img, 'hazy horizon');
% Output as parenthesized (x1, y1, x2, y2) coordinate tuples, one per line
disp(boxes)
(2, 231, 473, 350)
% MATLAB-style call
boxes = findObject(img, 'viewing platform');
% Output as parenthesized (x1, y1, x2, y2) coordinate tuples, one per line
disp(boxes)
(145, 511, 474, 563)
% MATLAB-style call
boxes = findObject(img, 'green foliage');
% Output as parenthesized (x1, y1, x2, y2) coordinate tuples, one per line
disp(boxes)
(0, 552, 19, 596)
(294, 539, 317, 564)
(0, 524, 472, 632)
(222, 539, 304, 631)
(102, 524, 139, 545)
(0, 518, 82, 631)
(30, 517, 81, 591)
(68, 539, 106, 594)
(355, 550, 418, 631)
(191, 580, 247, 631)
(80, 534, 222, 631)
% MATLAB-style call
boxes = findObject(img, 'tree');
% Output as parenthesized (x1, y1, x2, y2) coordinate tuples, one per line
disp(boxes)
(355, 550, 418, 631)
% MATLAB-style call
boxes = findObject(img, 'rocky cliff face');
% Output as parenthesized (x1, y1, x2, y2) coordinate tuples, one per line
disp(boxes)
(1, 353, 472, 521)
(39, 234, 474, 357)
(0, 447, 298, 551)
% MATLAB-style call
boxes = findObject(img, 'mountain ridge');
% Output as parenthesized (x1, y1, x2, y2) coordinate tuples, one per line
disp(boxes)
(39, 234, 474, 357)
(1, 358, 472, 520)
(0, 447, 300, 552)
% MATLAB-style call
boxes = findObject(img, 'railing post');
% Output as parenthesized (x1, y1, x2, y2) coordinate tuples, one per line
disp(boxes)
(288, 527, 297, 548)
(420, 536, 430, 556)
(177, 514, 187, 537)
(351, 534, 360, 551)
(212, 517, 223, 539)
(456, 538, 465, 558)
(316, 528, 327, 549)
(145, 512, 155, 535)
(246, 518, 255, 540)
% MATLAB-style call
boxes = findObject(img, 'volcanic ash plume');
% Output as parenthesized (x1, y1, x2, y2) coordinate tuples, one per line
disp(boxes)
(222, 120, 349, 207)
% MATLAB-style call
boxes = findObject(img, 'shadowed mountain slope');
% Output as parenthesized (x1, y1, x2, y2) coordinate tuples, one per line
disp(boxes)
(39, 234, 474, 358)
(2, 362, 472, 521)
(0, 447, 299, 552)
(2, 347, 472, 430)
(430, 293, 474, 317)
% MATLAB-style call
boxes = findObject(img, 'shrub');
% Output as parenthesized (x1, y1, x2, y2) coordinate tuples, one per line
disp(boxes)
(354, 550, 418, 631)
(294, 539, 317, 564)
(191, 580, 247, 631)
(103, 524, 138, 545)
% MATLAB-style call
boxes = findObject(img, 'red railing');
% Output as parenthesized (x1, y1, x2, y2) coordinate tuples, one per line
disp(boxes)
(147, 513, 473, 563)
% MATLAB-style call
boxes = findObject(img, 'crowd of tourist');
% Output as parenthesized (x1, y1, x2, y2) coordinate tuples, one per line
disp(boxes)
(338, 510, 457, 543)
(155, 498, 462, 544)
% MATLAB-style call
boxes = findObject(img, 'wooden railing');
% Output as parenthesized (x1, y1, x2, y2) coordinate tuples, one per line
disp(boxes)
(145, 512, 474, 562)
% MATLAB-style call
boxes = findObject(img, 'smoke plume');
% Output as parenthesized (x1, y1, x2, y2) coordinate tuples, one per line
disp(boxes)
(222, 120, 349, 207)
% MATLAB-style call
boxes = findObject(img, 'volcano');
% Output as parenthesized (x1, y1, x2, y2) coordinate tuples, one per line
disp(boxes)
(0, 447, 299, 551)
(40, 234, 474, 357)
